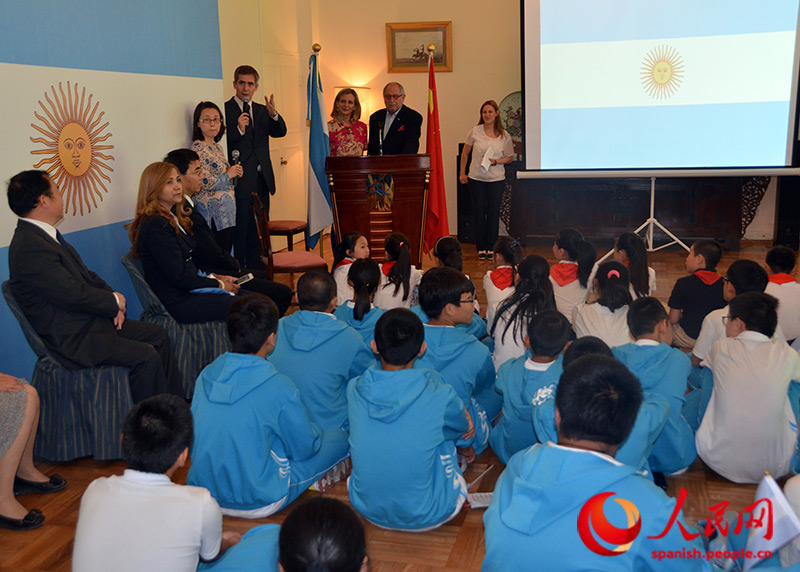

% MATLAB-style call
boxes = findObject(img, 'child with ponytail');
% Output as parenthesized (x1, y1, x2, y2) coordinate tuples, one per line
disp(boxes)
(484, 236, 523, 327)
(615, 232, 656, 299)
(549, 228, 596, 322)
(374, 233, 422, 310)
(572, 260, 633, 347)
(331, 232, 370, 306)
(334, 258, 385, 346)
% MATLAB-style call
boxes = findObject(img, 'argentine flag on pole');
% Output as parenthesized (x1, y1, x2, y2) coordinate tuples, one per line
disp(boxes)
(306, 49, 331, 250)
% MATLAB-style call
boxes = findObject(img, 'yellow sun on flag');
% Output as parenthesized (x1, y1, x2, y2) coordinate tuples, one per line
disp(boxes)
(30, 82, 115, 216)
(641, 45, 684, 100)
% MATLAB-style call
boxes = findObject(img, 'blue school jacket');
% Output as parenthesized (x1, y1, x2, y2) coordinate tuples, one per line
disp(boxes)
(613, 342, 697, 473)
(482, 443, 711, 572)
(415, 324, 496, 453)
(532, 391, 669, 476)
(198, 524, 279, 572)
(489, 353, 564, 464)
(347, 367, 468, 530)
(268, 311, 374, 432)
(188, 353, 323, 511)
(333, 303, 385, 346)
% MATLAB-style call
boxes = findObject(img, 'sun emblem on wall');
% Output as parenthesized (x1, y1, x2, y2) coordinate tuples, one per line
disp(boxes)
(30, 82, 115, 216)
(641, 45, 684, 100)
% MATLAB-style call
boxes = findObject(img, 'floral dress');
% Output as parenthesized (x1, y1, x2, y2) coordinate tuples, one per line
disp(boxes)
(328, 120, 367, 157)
(190, 140, 236, 230)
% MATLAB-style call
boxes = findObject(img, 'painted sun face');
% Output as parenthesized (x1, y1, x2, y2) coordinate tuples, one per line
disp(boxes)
(30, 82, 115, 216)
(641, 45, 684, 100)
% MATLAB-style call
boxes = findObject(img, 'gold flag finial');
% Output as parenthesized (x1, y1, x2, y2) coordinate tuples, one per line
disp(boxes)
(426, 44, 435, 55)
(312, 43, 322, 53)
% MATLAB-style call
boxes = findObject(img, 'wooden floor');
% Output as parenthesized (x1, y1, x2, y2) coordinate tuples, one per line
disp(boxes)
(1, 237, 781, 571)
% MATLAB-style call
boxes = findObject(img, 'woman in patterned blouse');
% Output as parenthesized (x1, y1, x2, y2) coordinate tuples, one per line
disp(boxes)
(328, 88, 367, 157)
(191, 101, 242, 253)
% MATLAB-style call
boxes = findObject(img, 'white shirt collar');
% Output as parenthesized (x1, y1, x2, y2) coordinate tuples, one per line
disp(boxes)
(633, 339, 660, 346)
(184, 195, 195, 208)
(525, 358, 556, 371)
(122, 469, 172, 485)
(21, 217, 58, 243)
(735, 330, 771, 343)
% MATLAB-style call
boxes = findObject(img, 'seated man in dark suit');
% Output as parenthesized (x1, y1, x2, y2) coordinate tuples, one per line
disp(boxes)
(163, 149, 292, 316)
(6, 170, 182, 403)
(367, 82, 423, 156)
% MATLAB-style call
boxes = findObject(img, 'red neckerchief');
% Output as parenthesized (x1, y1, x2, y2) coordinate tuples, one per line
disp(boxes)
(335, 258, 354, 270)
(491, 267, 514, 290)
(694, 270, 722, 286)
(769, 273, 796, 285)
(622, 260, 630, 267)
(550, 262, 578, 287)
(382, 261, 396, 276)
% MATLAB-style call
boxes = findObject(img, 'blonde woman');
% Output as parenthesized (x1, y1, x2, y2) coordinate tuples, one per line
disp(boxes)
(328, 88, 367, 157)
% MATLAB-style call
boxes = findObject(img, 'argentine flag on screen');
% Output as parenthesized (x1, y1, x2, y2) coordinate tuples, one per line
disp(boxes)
(538, 0, 800, 170)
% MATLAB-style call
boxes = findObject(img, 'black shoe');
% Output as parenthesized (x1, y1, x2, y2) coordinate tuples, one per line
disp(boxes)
(0, 509, 44, 530)
(14, 474, 67, 496)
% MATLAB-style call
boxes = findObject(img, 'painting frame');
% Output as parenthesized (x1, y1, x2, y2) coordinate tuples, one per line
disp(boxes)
(386, 21, 452, 73)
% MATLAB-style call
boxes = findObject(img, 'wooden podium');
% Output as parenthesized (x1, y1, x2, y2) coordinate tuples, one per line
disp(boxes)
(326, 155, 431, 265)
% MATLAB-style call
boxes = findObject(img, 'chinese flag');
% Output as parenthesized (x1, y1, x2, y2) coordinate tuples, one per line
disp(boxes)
(424, 52, 449, 252)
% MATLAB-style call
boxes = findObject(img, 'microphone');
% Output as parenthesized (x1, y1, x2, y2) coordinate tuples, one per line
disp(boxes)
(231, 150, 240, 187)
(242, 96, 250, 119)
(378, 121, 384, 156)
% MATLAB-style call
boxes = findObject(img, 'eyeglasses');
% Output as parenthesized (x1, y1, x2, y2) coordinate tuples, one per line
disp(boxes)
(459, 296, 475, 305)
(199, 117, 221, 124)
(384, 94, 404, 100)
(722, 315, 734, 324)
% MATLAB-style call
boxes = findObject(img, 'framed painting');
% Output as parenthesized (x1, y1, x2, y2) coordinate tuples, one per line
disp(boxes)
(386, 21, 452, 73)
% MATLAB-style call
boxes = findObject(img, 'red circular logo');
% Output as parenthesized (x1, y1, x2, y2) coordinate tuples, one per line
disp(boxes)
(577, 492, 642, 556)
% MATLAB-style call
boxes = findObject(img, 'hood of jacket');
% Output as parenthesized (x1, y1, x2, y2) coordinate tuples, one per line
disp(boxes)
(200, 352, 279, 404)
(278, 310, 349, 351)
(351, 367, 432, 422)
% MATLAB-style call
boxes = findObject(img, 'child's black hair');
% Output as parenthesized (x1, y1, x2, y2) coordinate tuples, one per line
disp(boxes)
(122, 394, 193, 474)
(331, 231, 366, 273)
(383, 232, 412, 301)
(766, 245, 796, 275)
(691, 239, 722, 270)
(491, 255, 556, 344)
(527, 309, 572, 358)
(616, 232, 650, 298)
(226, 294, 279, 354)
(279, 496, 367, 572)
(297, 269, 337, 312)
(556, 355, 642, 447)
(433, 236, 463, 271)
(726, 259, 768, 295)
(348, 258, 381, 321)
(728, 292, 779, 338)
(595, 260, 632, 312)
(493, 236, 523, 269)
(555, 228, 596, 288)
(374, 308, 425, 366)
(562, 336, 613, 368)
(627, 296, 668, 339)
(418, 267, 472, 319)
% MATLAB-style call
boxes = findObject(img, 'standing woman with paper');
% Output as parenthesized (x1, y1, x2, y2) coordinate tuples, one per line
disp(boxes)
(459, 100, 514, 260)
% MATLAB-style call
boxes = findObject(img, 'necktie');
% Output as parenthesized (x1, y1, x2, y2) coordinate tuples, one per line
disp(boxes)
(56, 230, 67, 247)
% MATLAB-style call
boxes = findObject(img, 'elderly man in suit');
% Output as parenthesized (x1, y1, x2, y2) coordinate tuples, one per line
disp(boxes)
(6, 170, 181, 403)
(367, 82, 423, 156)
(224, 64, 287, 269)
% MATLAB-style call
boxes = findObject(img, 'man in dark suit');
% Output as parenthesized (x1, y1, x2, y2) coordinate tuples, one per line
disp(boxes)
(367, 82, 423, 156)
(163, 148, 293, 316)
(224, 64, 287, 269)
(6, 171, 182, 403)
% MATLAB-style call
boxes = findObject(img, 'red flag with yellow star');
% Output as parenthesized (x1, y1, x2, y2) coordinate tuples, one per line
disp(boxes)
(424, 51, 449, 252)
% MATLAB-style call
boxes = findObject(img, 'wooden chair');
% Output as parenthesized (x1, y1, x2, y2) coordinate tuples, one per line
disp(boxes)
(121, 253, 230, 399)
(3, 281, 133, 461)
(252, 192, 327, 280)
(269, 219, 309, 251)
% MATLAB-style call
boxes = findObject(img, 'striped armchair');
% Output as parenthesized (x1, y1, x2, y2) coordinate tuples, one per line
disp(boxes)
(2, 281, 132, 461)
(121, 252, 230, 398)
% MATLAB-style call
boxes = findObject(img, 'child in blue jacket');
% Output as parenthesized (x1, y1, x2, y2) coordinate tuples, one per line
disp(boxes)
(489, 309, 570, 464)
(188, 295, 349, 518)
(613, 296, 696, 474)
(414, 267, 497, 458)
(347, 309, 471, 531)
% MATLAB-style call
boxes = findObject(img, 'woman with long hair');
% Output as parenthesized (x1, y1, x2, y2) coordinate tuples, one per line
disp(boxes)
(328, 88, 368, 157)
(491, 255, 557, 369)
(458, 100, 514, 259)
(127, 162, 239, 324)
